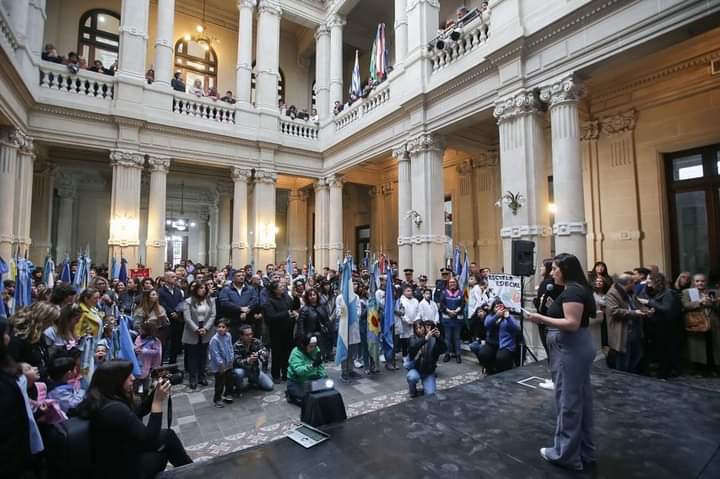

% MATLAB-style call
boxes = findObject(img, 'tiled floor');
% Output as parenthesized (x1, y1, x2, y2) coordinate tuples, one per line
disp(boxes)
(167, 355, 484, 462)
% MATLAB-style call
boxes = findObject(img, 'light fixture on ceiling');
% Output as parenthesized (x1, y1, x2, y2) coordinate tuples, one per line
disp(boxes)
(167, 182, 196, 232)
(186, 0, 219, 50)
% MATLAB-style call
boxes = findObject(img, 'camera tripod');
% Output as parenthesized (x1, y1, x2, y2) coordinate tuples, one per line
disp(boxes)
(517, 274, 539, 366)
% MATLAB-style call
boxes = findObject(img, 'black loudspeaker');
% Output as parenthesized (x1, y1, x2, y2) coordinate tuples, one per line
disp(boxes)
(511, 240, 535, 277)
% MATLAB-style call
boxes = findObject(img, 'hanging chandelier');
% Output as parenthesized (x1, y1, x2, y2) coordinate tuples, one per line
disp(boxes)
(184, 0, 219, 51)
(166, 183, 196, 232)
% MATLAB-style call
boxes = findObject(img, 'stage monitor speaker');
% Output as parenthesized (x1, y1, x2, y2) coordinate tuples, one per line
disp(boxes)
(511, 240, 535, 276)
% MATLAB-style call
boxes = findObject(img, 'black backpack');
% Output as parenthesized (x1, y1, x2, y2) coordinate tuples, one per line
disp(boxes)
(43, 416, 92, 478)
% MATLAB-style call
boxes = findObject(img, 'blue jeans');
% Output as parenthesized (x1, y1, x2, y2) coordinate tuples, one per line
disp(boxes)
(233, 367, 274, 391)
(615, 338, 642, 373)
(406, 369, 437, 395)
(184, 342, 208, 385)
(441, 318, 463, 357)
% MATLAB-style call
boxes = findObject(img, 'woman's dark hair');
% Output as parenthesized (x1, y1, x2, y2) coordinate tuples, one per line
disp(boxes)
(0, 319, 21, 376)
(140, 289, 162, 316)
(72, 360, 134, 417)
(48, 356, 77, 382)
(302, 331, 318, 348)
(592, 261, 608, 275)
(553, 254, 592, 290)
(303, 288, 318, 305)
(269, 281, 282, 295)
(649, 272, 667, 293)
(541, 259, 553, 279)
(189, 280, 208, 303)
(50, 283, 76, 305)
(57, 304, 82, 341)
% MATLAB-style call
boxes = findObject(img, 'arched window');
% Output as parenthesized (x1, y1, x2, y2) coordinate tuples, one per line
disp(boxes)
(251, 62, 285, 105)
(174, 36, 218, 92)
(78, 9, 120, 68)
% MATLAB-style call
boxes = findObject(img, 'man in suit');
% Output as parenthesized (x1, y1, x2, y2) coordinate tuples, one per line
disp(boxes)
(158, 271, 185, 364)
(218, 270, 260, 339)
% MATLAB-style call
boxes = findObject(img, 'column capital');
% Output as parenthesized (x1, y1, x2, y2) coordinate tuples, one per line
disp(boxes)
(406, 133, 444, 156)
(34, 160, 57, 176)
(217, 182, 234, 196)
(325, 175, 344, 188)
(327, 14, 346, 29)
(110, 149, 145, 169)
(56, 173, 76, 199)
(581, 120, 601, 142)
(493, 89, 544, 123)
(456, 159, 473, 177)
(472, 151, 498, 168)
(392, 144, 409, 161)
(315, 24, 330, 39)
(0, 127, 27, 149)
(238, 0, 257, 9)
(147, 155, 171, 173)
(539, 75, 585, 107)
(288, 189, 308, 201)
(314, 178, 329, 191)
(600, 109, 636, 135)
(231, 167, 252, 182)
(254, 168, 277, 184)
(258, 0, 282, 16)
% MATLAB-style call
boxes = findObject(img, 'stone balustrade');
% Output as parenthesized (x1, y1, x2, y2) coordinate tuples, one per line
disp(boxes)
(334, 81, 391, 131)
(172, 94, 236, 124)
(428, 7, 490, 72)
(0, 5, 18, 50)
(280, 117, 319, 140)
(38, 61, 115, 99)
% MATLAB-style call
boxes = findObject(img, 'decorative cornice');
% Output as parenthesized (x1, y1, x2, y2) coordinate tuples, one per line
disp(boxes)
(34, 160, 57, 176)
(553, 221, 587, 236)
(147, 155, 171, 173)
(258, 0, 282, 16)
(231, 167, 252, 182)
(539, 75, 585, 107)
(406, 133, 444, 156)
(581, 120, 600, 141)
(34, 104, 112, 123)
(118, 26, 148, 40)
(254, 168, 277, 184)
(600, 109, 636, 135)
(493, 89, 544, 123)
(238, 0, 257, 10)
(398, 234, 449, 246)
(500, 225, 552, 239)
(110, 150, 145, 169)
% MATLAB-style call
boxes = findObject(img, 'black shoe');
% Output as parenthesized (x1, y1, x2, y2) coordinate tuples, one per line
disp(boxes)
(189, 383, 197, 390)
(456, 356, 462, 364)
(199, 379, 209, 387)
(443, 354, 451, 363)
(349, 370, 362, 379)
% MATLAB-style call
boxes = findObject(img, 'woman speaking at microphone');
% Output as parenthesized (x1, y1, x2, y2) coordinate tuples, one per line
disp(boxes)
(526, 253, 597, 471)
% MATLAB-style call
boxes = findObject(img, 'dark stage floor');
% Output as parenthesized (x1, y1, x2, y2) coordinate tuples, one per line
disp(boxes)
(161, 362, 720, 478)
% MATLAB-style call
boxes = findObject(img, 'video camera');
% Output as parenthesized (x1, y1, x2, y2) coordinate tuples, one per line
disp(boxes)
(150, 363, 184, 386)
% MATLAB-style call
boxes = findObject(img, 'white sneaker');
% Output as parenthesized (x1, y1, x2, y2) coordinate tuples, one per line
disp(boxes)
(538, 379, 554, 390)
(379, 354, 386, 363)
(354, 359, 364, 369)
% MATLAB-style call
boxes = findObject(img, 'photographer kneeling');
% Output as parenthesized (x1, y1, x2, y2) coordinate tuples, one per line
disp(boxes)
(470, 300, 520, 374)
(286, 333, 326, 406)
(406, 320, 446, 397)
(71, 360, 192, 478)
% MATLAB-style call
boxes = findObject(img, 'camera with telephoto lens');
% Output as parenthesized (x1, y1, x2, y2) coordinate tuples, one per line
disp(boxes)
(150, 363, 184, 386)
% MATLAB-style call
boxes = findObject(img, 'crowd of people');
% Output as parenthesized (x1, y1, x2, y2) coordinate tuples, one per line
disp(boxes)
(42, 44, 116, 76)
(1, 252, 718, 477)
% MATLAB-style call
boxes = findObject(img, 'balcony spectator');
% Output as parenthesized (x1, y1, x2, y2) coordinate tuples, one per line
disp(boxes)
(41, 43, 63, 63)
(298, 108, 309, 121)
(171, 72, 186, 92)
(287, 105, 297, 119)
(89, 60, 111, 75)
(145, 67, 155, 84)
(78, 57, 88, 70)
(221, 90, 236, 104)
(311, 108, 318, 122)
(207, 86, 219, 100)
(333, 100, 343, 115)
(190, 79, 205, 97)
(279, 101, 287, 115)
(65, 52, 80, 74)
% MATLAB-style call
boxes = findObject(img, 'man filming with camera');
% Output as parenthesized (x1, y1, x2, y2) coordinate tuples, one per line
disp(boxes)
(232, 324, 274, 393)
(406, 319, 446, 397)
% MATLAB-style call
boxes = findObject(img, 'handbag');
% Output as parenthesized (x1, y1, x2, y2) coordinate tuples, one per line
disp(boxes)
(685, 310, 710, 333)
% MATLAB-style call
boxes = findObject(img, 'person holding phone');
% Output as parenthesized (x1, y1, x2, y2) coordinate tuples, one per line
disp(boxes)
(406, 320, 446, 397)
(71, 360, 192, 478)
(470, 300, 520, 374)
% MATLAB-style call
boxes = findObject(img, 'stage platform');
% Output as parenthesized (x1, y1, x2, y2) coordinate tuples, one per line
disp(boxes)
(161, 362, 720, 478)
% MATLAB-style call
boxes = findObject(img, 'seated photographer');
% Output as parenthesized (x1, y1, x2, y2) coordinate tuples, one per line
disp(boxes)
(406, 320, 446, 397)
(71, 360, 192, 479)
(47, 355, 87, 413)
(286, 333, 326, 406)
(232, 324, 273, 392)
(470, 301, 520, 374)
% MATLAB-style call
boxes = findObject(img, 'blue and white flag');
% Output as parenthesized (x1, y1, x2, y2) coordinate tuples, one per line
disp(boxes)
(453, 246, 462, 277)
(0, 257, 8, 319)
(286, 255, 293, 281)
(350, 50, 362, 97)
(14, 257, 34, 309)
(117, 314, 142, 376)
(111, 256, 120, 280)
(336, 256, 359, 364)
(118, 257, 128, 284)
(43, 256, 55, 290)
(308, 256, 315, 279)
(60, 255, 71, 283)
(73, 250, 92, 292)
(382, 264, 395, 359)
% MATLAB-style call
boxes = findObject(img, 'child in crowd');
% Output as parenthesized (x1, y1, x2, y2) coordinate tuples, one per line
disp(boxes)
(21, 362, 67, 424)
(134, 321, 163, 394)
(47, 356, 87, 413)
(208, 320, 234, 408)
(94, 342, 109, 365)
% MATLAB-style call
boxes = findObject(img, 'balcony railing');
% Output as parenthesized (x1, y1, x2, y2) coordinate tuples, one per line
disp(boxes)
(334, 82, 391, 131)
(0, 5, 19, 49)
(38, 62, 115, 99)
(172, 94, 236, 124)
(428, 8, 491, 72)
(280, 117, 319, 140)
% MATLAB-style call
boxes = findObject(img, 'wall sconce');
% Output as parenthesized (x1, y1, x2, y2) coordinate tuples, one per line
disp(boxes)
(110, 216, 139, 244)
(406, 210, 423, 227)
(548, 202, 557, 215)
(494, 191, 525, 216)
(258, 223, 279, 245)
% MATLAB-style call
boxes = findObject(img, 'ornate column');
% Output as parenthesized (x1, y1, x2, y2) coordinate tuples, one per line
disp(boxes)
(313, 178, 329, 269)
(117, 0, 149, 80)
(394, 145, 413, 271)
(153, 0, 175, 86)
(328, 15, 346, 109)
(0, 129, 21, 260)
(327, 175, 344, 269)
(236, 0, 256, 105)
(216, 184, 232, 267)
(394, 0, 408, 68)
(29, 160, 56, 264)
(145, 155, 170, 277)
(231, 167, 251, 268)
(251, 169, 277, 269)
(14, 135, 36, 257)
(287, 189, 308, 262)
(407, 133, 446, 278)
(493, 90, 552, 275)
(314, 25, 331, 121)
(255, 0, 282, 110)
(54, 173, 76, 260)
(540, 76, 587, 265)
(109, 150, 145, 266)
